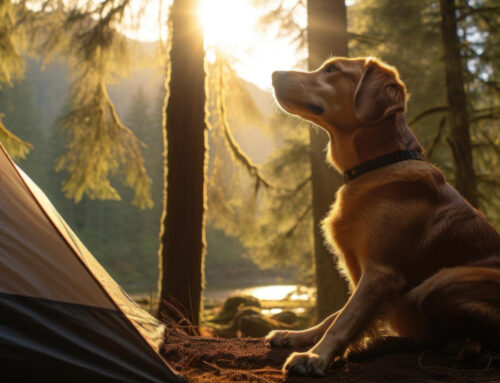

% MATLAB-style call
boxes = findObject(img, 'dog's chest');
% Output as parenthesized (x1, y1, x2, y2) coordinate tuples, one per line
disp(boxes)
(322, 191, 371, 286)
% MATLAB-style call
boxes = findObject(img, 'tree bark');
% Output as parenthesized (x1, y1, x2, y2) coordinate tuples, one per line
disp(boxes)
(157, 0, 207, 328)
(307, 0, 348, 321)
(439, 0, 478, 207)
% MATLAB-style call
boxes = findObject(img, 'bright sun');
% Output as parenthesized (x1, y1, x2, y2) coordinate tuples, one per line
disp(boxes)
(122, 0, 305, 90)
(198, 0, 259, 51)
(196, 0, 306, 89)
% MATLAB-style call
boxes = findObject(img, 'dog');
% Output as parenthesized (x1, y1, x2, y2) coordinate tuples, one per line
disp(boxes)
(266, 57, 500, 377)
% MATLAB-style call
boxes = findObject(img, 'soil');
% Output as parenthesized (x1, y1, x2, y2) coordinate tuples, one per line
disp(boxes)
(162, 326, 500, 383)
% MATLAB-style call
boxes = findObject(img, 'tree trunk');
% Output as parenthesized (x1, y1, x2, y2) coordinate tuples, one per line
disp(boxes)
(307, 0, 348, 321)
(157, 0, 207, 328)
(439, 0, 478, 207)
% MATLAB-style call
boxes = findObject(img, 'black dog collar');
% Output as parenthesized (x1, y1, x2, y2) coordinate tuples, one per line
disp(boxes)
(343, 150, 424, 182)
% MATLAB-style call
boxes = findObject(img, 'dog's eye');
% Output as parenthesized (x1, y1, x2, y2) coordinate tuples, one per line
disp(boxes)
(325, 63, 340, 73)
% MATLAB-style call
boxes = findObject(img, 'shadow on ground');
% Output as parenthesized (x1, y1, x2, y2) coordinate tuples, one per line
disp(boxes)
(162, 326, 500, 382)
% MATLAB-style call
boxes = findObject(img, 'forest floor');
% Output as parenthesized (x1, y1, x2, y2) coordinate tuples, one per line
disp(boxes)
(162, 325, 500, 383)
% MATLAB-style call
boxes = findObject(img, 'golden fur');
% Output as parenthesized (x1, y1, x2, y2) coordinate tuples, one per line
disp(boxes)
(266, 57, 500, 377)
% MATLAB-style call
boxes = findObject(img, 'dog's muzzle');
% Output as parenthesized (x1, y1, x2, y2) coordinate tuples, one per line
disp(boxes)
(272, 71, 287, 87)
(272, 71, 324, 115)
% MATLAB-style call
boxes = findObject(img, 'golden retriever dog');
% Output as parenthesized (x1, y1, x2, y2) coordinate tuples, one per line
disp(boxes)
(266, 57, 500, 377)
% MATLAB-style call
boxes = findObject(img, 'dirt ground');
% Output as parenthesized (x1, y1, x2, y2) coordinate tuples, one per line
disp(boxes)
(162, 326, 500, 383)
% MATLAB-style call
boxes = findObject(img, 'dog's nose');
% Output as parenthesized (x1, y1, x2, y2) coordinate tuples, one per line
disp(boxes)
(272, 71, 286, 86)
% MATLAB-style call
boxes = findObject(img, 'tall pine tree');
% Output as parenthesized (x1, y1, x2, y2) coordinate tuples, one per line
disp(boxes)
(440, 0, 478, 206)
(157, 0, 208, 328)
(307, 0, 349, 320)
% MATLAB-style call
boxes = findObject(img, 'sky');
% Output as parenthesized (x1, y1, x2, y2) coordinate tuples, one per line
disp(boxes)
(122, 0, 307, 90)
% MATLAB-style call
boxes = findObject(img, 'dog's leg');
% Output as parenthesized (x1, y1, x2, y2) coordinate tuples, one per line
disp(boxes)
(266, 311, 340, 348)
(283, 264, 404, 376)
(405, 265, 500, 347)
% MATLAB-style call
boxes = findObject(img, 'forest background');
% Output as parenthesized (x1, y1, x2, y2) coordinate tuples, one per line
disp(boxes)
(2, 0, 500, 323)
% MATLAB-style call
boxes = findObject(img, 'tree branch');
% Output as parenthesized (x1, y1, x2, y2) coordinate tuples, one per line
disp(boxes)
(426, 116, 446, 160)
(472, 106, 500, 122)
(479, 131, 500, 157)
(0, 115, 33, 159)
(348, 32, 384, 44)
(408, 106, 449, 126)
(216, 55, 273, 192)
(475, 76, 500, 93)
(457, 5, 500, 21)
(282, 204, 312, 240)
(283, 175, 311, 197)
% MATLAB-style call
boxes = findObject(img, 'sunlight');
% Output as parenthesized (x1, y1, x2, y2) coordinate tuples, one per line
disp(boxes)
(198, 0, 258, 52)
(122, 0, 169, 43)
(197, 0, 306, 89)
(237, 285, 313, 301)
(120, 0, 305, 90)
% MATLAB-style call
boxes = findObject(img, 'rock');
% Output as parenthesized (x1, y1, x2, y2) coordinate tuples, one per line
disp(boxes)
(208, 296, 261, 324)
(212, 306, 263, 337)
(238, 315, 279, 337)
(272, 310, 298, 324)
(208, 296, 299, 338)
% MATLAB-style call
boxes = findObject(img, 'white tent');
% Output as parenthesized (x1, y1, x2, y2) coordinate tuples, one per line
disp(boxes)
(0, 144, 184, 382)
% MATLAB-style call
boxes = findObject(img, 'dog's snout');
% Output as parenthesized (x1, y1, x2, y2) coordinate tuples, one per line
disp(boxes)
(272, 71, 287, 86)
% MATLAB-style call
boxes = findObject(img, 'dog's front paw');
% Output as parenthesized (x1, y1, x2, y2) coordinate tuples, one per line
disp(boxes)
(265, 330, 292, 347)
(266, 329, 317, 348)
(283, 351, 328, 377)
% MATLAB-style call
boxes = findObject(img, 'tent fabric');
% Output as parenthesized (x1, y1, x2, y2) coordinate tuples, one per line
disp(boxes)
(17, 166, 166, 352)
(0, 159, 113, 308)
(0, 292, 176, 382)
(0, 145, 184, 382)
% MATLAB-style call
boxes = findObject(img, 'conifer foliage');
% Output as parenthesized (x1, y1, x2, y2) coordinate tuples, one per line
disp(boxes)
(2, 0, 152, 208)
(2, 0, 500, 330)
(0, 0, 32, 158)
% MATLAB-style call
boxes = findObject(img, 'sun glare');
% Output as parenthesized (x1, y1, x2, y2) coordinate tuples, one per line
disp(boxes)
(122, 0, 305, 90)
(197, 0, 306, 89)
(237, 285, 314, 301)
(198, 0, 258, 51)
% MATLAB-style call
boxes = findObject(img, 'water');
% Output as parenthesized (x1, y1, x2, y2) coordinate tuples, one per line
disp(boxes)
(204, 284, 314, 302)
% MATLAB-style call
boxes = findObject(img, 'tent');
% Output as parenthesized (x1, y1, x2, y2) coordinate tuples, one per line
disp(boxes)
(0, 145, 185, 382)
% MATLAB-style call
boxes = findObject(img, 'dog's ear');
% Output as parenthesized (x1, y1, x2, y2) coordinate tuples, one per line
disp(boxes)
(354, 59, 407, 124)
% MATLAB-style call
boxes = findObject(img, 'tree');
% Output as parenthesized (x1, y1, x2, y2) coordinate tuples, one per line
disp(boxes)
(125, 85, 165, 232)
(5, 0, 274, 326)
(157, 0, 207, 328)
(2, 0, 153, 209)
(0, 0, 32, 158)
(460, 0, 500, 224)
(348, 0, 451, 187)
(253, 0, 350, 320)
(439, 0, 478, 206)
(0, 76, 40, 157)
(349, 0, 500, 216)
(307, 0, 348, 320)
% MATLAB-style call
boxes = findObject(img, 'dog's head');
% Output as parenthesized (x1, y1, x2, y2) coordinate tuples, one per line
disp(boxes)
(272, 57, 410, 170)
